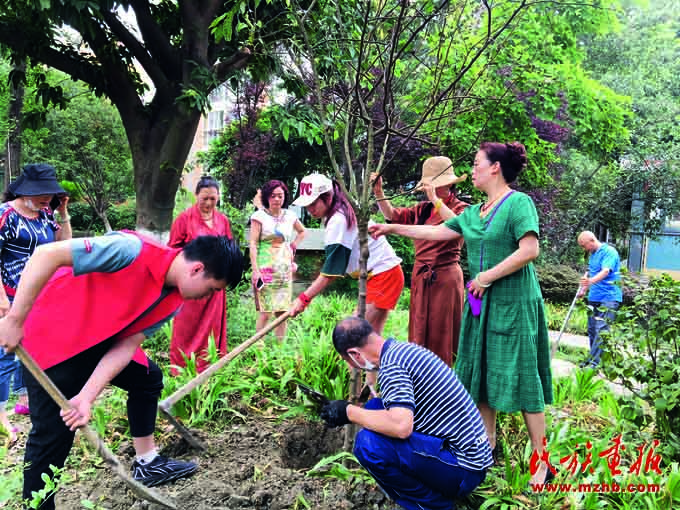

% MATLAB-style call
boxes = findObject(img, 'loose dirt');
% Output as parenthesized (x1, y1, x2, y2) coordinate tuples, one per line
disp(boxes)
(50, 418, 397, 510)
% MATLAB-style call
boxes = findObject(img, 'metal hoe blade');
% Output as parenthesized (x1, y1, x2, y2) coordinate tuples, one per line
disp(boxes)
(158, 403, 206, 451)
(15, 346, 177, 510)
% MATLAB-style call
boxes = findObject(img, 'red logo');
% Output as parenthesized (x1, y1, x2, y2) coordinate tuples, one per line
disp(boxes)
(300, 182, 313, 195)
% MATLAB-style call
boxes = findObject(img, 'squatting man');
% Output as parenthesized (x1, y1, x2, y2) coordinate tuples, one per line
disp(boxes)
(319, 317, 493, 510)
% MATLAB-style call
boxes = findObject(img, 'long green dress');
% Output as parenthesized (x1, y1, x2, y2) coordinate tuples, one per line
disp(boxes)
(444, 191, 553, 413)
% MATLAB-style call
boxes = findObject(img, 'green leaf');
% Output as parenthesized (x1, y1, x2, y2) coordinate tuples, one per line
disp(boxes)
(654, 397, 667, 411)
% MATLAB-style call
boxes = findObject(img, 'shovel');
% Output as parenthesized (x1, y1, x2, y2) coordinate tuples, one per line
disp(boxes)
(14, 345, 177, 510)
(159, 312, 290, 450)
(550, 273, 587, 358)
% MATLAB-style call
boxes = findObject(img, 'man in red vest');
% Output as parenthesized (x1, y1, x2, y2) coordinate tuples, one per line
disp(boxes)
(0, 232, 244, 509)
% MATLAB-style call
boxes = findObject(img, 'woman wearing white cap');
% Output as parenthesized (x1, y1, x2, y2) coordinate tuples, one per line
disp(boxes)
(289, 174, 404, 339)
(371, 156, 468, 366)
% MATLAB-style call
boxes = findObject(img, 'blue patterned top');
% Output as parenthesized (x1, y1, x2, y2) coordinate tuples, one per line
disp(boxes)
(0, 203, 60, 293)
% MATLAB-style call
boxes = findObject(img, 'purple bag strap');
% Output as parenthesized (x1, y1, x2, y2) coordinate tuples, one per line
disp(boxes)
(479, 191, 515, 271)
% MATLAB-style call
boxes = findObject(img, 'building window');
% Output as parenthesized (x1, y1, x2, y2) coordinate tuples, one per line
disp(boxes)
(204, 110, 225, 145)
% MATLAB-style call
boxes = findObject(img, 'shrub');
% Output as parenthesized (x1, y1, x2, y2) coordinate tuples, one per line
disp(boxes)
(220, 200, 251, 246)
(68, 201, 99, 232)
(602, 274, 680, 461)
(620, 269, 647, 306)
(107, 200, 136, 230)
(67, 199, 136, 232)
(535, 264, 583, 304)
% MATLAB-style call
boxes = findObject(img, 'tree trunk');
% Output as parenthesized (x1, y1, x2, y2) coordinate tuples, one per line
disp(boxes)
(130, 111, 202, 240)
(343, 207, 371, 453)
(98, 210, 113, 233)
(5, 56, 25, 188)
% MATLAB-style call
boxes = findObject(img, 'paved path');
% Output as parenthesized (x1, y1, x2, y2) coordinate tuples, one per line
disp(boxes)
(548, 330, 588, 378)
(549, 330, 589, 351)
(547, 330, 630, 395)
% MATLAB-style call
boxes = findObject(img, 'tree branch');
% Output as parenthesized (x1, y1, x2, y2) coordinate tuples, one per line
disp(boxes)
(214, 49, 253, 83)
(129, 0, 182, 77)
(100, 9, 171, 101)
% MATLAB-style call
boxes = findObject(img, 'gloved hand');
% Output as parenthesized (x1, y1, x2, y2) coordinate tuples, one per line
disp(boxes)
(320, 400, 351, 428)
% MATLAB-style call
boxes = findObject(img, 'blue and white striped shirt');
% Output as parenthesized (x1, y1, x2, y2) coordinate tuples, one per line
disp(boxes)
(379, 339, 493, 471)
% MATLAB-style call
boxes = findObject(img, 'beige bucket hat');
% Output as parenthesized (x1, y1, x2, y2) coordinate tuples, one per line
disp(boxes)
(417, 156, 467, 189)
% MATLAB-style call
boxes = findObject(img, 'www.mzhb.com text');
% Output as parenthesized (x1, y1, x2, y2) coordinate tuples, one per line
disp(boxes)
(530, 482, 661, 493)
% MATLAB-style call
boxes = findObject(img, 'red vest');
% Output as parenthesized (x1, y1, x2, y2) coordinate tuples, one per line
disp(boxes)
(22, 235, 184, 370)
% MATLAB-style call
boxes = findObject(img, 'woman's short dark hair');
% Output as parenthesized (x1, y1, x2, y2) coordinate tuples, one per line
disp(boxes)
(480, 141, 527, 183)
(260, 180, 289, 208)
(195, 175, 220, 195)
(182, 236, 244, 289)
(332, 317, 374, 355)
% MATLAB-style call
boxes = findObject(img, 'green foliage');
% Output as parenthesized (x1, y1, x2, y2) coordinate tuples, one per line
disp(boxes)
(219, 199, 251, 247)
(19, 74, 134, 201)
(0, 452, 23, 507)
(420, 0, 628, 190)
(28, 465, 70, 509)
(306, 452, 375, 485)
(553, 369, 608, 407)
(602, 274, 680, 461)
(569, 0, 680, 242)
(535, 264, 584, 304)
(69, 200, 137, 233)
(3, 288, 679, 508)
(544, 301, 588, 336)
(0, 0, 295, 234)
(159, 292, 365, 427)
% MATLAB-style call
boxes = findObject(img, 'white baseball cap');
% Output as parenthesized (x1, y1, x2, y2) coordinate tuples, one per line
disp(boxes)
(292, 173, 333, 207)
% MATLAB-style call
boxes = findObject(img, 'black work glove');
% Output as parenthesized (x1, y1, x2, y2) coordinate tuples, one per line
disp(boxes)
(320, 400, 351, 428)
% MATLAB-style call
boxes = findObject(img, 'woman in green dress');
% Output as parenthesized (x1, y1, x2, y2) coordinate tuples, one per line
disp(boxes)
(369, 142, 553, 485)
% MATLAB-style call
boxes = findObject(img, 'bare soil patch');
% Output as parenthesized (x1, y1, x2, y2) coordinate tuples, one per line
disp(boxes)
(52, 418, 395, 510)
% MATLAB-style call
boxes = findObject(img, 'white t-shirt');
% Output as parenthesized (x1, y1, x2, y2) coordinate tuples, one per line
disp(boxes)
(323, 211, 401, 277)
(250, 209, 299, 243)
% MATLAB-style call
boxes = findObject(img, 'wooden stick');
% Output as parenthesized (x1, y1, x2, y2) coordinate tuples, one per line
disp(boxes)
(15, 345, 177, 510)
(158, 312, 291, 446)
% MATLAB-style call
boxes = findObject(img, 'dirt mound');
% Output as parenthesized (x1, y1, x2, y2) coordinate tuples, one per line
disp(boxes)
(55, 418, 392, 510)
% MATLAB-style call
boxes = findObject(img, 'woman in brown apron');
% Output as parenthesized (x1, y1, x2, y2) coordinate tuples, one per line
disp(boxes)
(372, 157, 468, 366)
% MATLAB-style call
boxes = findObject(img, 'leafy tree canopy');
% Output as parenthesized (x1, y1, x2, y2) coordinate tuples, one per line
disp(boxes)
(0, 0, 292, 235)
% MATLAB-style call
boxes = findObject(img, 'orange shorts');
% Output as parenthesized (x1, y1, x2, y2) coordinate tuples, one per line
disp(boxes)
(367, 265, 404, 310)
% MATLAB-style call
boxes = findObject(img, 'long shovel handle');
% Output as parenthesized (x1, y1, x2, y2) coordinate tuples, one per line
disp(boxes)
(159, 312, 291, 411)
(15, 345, 177, 509)
(550, 272, 587, 358)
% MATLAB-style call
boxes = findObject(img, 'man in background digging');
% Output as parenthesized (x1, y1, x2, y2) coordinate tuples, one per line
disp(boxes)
(320, 317, 492, 510)
(0, 232, 244, 509)
(577, 230, 622, 368)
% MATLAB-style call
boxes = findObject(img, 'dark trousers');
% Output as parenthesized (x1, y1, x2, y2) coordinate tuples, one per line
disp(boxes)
(22, 338, 163, 509)
(587, 300, 620, 366)
(354, 399, 487, 510)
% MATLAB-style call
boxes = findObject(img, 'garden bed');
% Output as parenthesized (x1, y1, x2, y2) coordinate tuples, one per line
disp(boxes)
(52, 418, 392, 510)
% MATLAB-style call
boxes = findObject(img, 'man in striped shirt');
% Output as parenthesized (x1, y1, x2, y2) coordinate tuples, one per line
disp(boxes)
(321, 317, 493, 510)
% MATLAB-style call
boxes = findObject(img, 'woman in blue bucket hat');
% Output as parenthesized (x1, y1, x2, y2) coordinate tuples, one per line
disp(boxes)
(0, 163, 71, 442)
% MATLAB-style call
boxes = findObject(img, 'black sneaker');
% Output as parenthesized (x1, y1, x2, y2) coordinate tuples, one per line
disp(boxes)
(131, 455, 198, 487)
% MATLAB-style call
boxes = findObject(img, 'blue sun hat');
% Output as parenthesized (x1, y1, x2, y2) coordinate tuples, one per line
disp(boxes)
(9, 163, 65, 196)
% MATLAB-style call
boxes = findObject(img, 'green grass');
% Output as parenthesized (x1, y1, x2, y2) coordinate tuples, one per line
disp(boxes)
(544, 300, 589, 336)
(2, 289, 678, 510)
